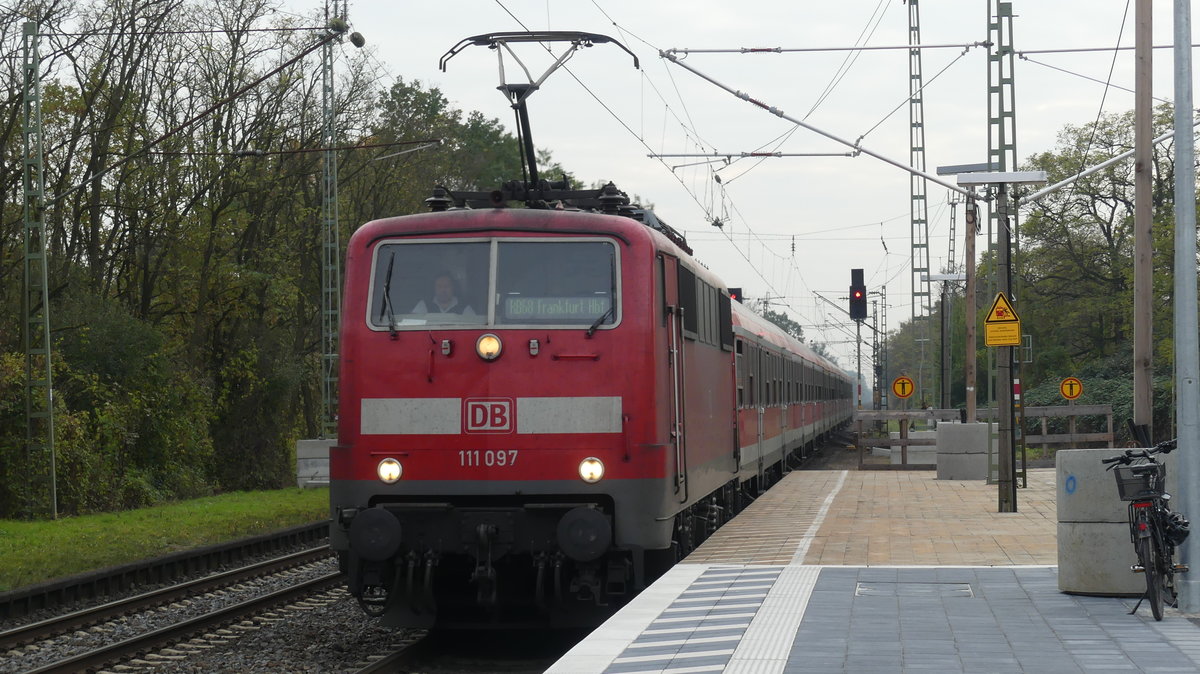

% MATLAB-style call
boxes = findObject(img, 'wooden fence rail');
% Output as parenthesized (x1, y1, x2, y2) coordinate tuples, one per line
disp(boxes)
(851, 405, 1114, 471)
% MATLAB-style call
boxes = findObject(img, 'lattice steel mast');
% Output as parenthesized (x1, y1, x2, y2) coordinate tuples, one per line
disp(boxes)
(987, 1, 1024, 494)
(907, 0, 932, 319)
(22, 20, 56, 518)
(321, 3, 344, 439)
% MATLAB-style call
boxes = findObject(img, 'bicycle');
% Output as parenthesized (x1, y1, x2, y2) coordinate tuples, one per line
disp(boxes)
(1101, 439, 1191, 620)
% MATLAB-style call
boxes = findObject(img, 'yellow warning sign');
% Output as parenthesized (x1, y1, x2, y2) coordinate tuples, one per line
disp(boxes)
(1060, 377, 1083, 400)
(985, 292, 1022, 347)
(891, 376, 915, 399)
(985, 292, 1020, 323)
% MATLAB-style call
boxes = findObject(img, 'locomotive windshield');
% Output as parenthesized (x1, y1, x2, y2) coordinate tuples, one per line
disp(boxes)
(370, 238, 620, 330)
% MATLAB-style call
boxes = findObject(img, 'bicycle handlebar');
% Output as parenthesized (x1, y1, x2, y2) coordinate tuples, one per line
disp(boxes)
(1101, 438, 1177, 469)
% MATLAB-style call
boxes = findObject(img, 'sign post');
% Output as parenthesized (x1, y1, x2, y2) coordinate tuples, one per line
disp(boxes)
(891, 376, 915, 464)
(984, 290, 1021, 512)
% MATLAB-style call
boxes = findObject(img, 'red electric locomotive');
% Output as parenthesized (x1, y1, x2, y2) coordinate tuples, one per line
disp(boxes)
(329, 30, 853, 628)
(330, 185, 852, 627)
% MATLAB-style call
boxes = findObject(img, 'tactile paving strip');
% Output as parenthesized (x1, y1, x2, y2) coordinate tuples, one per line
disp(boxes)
(601, 567, 785, 673)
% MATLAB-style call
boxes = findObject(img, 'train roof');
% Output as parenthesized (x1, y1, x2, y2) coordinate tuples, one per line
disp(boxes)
(731, 301, 849, 380)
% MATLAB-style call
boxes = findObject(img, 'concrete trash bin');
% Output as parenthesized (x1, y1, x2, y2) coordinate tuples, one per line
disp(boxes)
(1056, 448, 1177, 595)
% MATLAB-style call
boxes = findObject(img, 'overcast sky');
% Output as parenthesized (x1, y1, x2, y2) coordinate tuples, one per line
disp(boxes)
(293, 1, 1194, 367)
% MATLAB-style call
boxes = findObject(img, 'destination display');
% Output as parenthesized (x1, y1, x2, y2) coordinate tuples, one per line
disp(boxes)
(504, 296, 611, 320)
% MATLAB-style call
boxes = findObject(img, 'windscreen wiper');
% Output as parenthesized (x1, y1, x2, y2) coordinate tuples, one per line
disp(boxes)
(586, 250, 617, 338)
(379, 252, 398, 339)
(586, 306, 613, 338)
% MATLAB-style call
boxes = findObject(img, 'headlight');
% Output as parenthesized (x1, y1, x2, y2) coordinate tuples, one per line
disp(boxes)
(476, 333, 503, 360)
(578, 457, 604, 484)
(377, 458, 403, 483)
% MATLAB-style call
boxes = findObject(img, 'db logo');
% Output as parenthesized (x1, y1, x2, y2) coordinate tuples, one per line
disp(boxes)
(464, 398, 513, 433)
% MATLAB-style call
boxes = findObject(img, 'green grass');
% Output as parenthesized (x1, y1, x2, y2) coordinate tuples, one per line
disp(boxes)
(0, 488, 329, 593)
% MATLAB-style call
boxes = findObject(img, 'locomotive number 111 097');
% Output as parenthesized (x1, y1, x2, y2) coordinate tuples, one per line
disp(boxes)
(458, 449, 519, 467)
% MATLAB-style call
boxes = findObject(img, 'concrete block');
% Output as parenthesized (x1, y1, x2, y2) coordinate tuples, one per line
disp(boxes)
(936, 423, 991, 480)
(1057, 522, 1143, 595)
(936, 453, 986, 480)
(1056, 449, 1177, 524)
(296, 438, 334, 488)
(892, 447, 937, 465)
(889, 430, 936, 465)
(1056, 448, 1178, 595)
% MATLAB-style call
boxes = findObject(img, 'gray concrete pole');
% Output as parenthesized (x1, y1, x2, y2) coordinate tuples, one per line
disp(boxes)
(1172, 0, 1200, 613)
(941, 282, 951, 410)
(1134, 0, 1154, 441)
(965, 196, 978, 423)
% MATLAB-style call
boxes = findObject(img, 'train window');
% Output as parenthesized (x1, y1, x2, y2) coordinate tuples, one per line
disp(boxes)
(369, 238, 620, 331)
(370, 241, 490, 328)
(496, 241, 617, 326)
(707, 285, 719, 347)
(678, 266, 698, 339)
(718, 293, 734, 351)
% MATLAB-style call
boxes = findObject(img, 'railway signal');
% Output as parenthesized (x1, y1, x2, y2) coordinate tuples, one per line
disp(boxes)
(849, 269, 867, 321)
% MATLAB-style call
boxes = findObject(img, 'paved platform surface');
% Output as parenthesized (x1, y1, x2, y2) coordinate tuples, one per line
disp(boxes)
(548, 467, 1200, 673)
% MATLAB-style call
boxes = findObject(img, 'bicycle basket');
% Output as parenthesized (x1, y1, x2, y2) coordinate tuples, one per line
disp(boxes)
(1113, 463, 1165, 501)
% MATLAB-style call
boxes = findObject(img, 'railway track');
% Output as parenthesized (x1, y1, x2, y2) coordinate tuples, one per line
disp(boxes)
(23, 571, 344, 674)
(0, 546, 333, 650)
(0, 520, 330, 621)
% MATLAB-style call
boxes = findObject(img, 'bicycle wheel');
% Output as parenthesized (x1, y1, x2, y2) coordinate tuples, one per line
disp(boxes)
(1136, 534, 1164, 620)
(1155, 527, 1177, 608)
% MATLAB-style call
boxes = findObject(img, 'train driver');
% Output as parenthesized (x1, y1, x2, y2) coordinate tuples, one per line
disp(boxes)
(411, 271, 476, 316)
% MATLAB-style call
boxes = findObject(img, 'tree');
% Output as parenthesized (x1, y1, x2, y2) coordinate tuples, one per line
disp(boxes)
(0, 0, 586, 516)
(761, 308, 804, 341)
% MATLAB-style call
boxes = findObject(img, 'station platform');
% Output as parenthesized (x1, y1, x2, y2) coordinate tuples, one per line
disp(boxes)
(548, 463, 1200, 673)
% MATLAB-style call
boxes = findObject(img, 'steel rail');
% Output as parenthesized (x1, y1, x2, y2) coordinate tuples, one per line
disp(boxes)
(0, 520, 329, 620)
(0, 546, 331, 649)
(27, 572, 344, 674)
(351, 633, 431, 674)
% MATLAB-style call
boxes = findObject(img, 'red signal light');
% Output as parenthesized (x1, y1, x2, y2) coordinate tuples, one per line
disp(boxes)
(849, 269, 867, 321)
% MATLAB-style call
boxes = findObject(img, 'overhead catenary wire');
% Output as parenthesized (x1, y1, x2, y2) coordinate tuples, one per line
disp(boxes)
(803, 0, 890, 120)
(144, 139, 443, 157)
(1018, 54, 1171, 104)
(494, 0, 899, 354)
(1017, 43, 1200, 56)
(649, 151, 855, 158)
(46, 26, 325, 37)
(45, 21, 358, 206)
(1065, 0, 1131, 207)
(658, 51, 975, 199)
(663, 42, 989, 55)
(856, 45, 978, 144)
